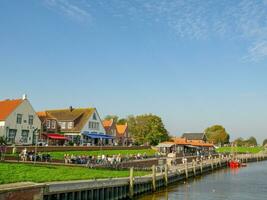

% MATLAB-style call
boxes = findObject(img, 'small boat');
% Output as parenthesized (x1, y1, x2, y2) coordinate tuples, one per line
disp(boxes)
(241, 163, 247, 167)
(229, 160, 240, 168)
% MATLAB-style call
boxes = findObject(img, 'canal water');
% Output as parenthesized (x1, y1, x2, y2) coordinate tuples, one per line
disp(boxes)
(138, 161, 267, 200)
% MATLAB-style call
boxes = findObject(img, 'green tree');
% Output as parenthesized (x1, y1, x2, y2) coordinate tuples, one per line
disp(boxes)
(127, 114, 169, 145)
(104, 115, 119, 123)
(117, 118, 127, 125)
(263, 139, 267, 146)
(205, 125, 230, 145)
(234, 137, 244, 147)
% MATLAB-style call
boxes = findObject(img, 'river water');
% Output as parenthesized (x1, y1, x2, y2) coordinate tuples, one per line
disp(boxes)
(138, 161, 267, 200)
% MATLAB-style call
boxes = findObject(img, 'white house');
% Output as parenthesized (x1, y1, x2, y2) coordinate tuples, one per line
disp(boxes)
(43, 106, 112, 145)
(0, 95, 41, 145)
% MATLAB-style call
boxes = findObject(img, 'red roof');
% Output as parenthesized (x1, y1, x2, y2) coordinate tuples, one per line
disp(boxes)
(0, 99, 23, 121)
(116, 124, 128, 136)
(47, 133, 68, 140)
(102, 119, 114, 128)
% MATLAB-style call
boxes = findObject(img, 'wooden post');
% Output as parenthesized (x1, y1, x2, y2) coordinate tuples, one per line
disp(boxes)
(211, 158, 214, 170)
(164, 164, 168, 187)
(219, 156, 222, 167)
(152, 165, 156, 191)
(185, 163, 188, 179)
(193, 160, 196, 176)
(129, 167, 134, 199)
(200, 160, 203, 174)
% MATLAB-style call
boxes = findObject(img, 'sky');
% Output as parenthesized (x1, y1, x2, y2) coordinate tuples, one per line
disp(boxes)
(0, 0, 267, 143)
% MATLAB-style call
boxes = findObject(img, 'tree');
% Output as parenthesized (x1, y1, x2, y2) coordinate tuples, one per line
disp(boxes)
(0, 137, 7, 161)
(234, 137, 244, 147)
(117, 118, 127, 125)
(263, 139, 267, 146)
(205, 125, 230, 145)
(127, 114, 169, 145)
(246, 136, 257, 147)
(104, 115, 119, 123)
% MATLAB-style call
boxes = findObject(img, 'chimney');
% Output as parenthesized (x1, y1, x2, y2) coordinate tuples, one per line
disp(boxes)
(69, 106, 73, 112)
(22, 94, 27, 100)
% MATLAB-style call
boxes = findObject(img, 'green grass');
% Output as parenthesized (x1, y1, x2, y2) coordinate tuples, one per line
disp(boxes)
(216, 146, 264, 154)
(0, 163, 150, 184)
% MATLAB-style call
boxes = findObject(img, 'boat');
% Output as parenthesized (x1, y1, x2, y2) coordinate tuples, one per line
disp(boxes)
(229, 160, 241, 168)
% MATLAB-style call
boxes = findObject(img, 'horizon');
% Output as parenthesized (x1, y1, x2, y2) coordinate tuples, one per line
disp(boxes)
(1, 0, 267, 143)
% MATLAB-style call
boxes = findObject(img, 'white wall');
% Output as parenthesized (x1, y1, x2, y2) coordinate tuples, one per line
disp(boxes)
(2, 99, 41, 145)
(81, 109, 106, 134)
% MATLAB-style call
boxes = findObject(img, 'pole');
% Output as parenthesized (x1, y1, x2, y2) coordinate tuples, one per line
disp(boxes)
(34, 129, 38, 165)
(129, 167, 134, 198)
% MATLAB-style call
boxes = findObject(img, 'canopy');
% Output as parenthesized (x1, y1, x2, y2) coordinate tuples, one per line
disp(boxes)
(185, 145, 201, 149)
(47, 133, 68, 140)
(82, 131, 114, 139)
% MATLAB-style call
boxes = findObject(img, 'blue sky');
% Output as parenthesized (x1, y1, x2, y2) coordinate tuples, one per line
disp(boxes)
(1, 0, 267, 142)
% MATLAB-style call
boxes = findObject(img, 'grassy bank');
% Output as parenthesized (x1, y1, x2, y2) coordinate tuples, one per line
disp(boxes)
(0, 163, 149, 184)
(6, 149, 157, 160)
(216, 146, 264, 154)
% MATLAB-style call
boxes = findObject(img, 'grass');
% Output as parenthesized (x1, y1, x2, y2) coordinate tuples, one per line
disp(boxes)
(216, 146, 264, 154)
(0, 162, 150, 184)
(6, 149, 157, 160)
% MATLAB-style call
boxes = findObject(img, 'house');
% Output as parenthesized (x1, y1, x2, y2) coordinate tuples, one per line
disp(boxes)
(0, 95, 41, 145)
(102, 119, 116, 137)
(42, 107, 112, 145)
(181, 132, 207, 143)
(116, 123, 129, 146)
(37, 111, 68, 145)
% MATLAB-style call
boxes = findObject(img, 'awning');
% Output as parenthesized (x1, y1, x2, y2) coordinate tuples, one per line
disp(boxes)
(82, 131, 114, 139)
(47, 133, 68, 140)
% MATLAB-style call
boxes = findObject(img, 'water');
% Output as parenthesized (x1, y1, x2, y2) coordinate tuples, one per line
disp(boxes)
(138, 161, 267, 200)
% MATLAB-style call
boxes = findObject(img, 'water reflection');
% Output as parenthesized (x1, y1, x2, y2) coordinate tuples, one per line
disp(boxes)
(138, 161, 267, 200)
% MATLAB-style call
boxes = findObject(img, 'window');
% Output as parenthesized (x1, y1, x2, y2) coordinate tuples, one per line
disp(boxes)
(61, 122, 66, 129)
(93, 113, 97, 120)
(7, 129, 17, 144)
(51, 120, 56, 129)
(68, 122, 73, 129)
(16, 114, 22, 124)
(28, 115, 34, 125)
(21, 130, 29, 143)
(88, 121, 99, 130)
(46, 120, 51, 129)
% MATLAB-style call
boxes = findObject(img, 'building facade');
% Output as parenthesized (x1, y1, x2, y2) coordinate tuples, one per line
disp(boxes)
(0, 96, 41, 145)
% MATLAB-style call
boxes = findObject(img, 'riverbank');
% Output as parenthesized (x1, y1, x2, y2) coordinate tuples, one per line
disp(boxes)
(1, 153, 266, 200)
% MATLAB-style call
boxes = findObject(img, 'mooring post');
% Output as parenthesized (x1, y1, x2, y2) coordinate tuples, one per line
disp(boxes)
(129, 167, 134, 199)
(200, 159, 203, 174)
(193, 159, 196, 176)
(219, 155, 222, 167)
(211, 157, 214, 170)
(164, 164, 168, 187)
(185, 162, 188, 179)
(152, 165, 156, 192)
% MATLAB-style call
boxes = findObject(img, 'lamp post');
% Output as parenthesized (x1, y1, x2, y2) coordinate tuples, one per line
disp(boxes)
(33, 128, 39, 165)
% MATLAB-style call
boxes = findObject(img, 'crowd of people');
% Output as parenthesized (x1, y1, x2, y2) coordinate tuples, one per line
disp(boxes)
(63, 152, 156, 167)
(19, 148, 51, 162)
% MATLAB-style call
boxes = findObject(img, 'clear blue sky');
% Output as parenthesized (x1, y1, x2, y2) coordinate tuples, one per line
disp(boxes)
(1, 0, 267, 143)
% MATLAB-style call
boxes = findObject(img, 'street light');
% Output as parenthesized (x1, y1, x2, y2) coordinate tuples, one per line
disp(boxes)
(33, 128, 39, 165)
